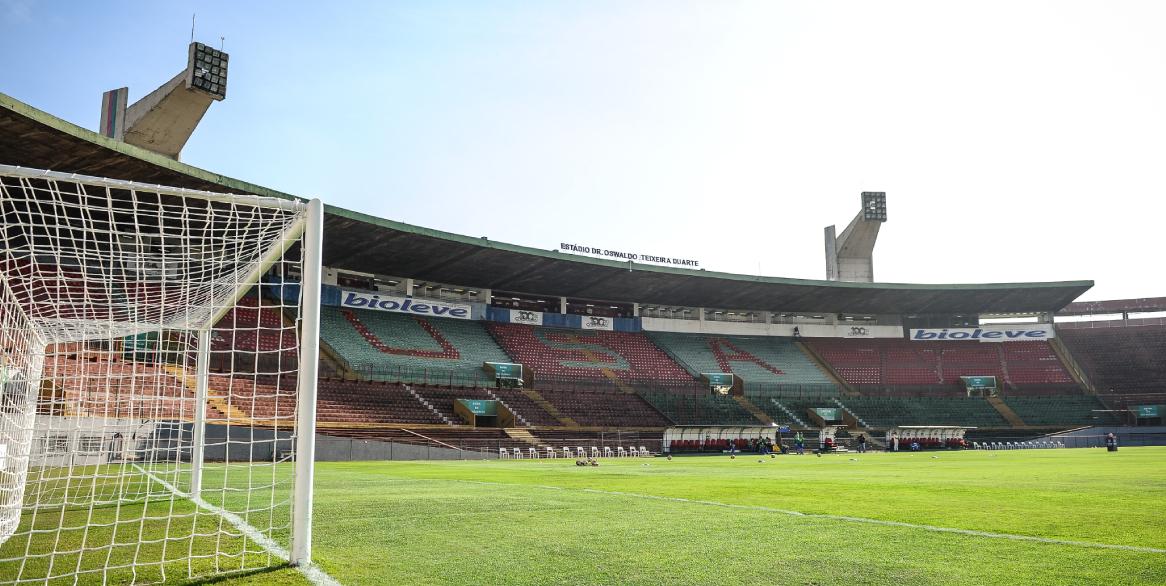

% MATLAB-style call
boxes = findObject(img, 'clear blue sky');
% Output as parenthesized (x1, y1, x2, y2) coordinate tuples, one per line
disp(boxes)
(3, 1, 1164, 302)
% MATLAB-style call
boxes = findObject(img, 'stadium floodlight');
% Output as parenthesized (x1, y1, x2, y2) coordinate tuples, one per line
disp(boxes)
(0, 165, 322, 582)
(186, 42, 229, 100)
(861, 191, 887, 222)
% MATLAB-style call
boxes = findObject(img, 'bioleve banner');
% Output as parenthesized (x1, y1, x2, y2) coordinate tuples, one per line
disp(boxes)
(340, 290, 472, 320)
(909, 325, 1055, 342)
(510, 309, 543, 326)
(580, 315, 614, 331)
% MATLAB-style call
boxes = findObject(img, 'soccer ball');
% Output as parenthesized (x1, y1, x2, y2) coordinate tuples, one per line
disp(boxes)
(730, 455, 735, 459)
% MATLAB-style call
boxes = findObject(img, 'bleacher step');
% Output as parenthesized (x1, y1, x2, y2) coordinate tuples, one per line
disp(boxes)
(986, 395, 1026, 428)
(521, 389, 580, 427)
(732, 395, 775, 425)
(503, 428, 543, 447)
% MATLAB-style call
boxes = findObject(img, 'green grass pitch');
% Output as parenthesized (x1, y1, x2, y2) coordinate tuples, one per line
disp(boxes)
(4, 447, 1164, 585)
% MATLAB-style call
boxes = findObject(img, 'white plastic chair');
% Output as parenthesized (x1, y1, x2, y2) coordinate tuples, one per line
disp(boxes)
(562, 447, 572, 458)
(639, 446, 650, 457)
(547, 446, 557, 458)
(590, 446, 600, 458)
(576, 446, 586, 458)
(617, 446, 628, 458)
(529, 447, 539, 459)
(512, 447, 523, 459)
(603, 446, 613, 457)
(499, 447, 509, 459)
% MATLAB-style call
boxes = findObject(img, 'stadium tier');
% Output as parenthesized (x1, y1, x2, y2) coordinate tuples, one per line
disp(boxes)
(485, 323, 695, 388)
(804, 338, 1076, 390)
(321, 306, 511, 384)
(648, 332, 836, 390)
(1058, 324, 1166, 396)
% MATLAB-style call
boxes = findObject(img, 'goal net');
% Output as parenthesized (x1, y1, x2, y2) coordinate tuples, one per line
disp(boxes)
(0, 165, 321, 584)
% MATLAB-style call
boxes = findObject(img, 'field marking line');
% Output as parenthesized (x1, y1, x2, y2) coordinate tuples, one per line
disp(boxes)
(132, 464, 344, 586)
(438, 478, 1166, 555)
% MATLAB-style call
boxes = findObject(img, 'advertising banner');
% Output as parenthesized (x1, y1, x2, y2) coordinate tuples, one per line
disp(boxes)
(341, 290, 472, 320)
(580, 315, 614, 331)
(510, 309, 543, 326)
(909, 325, 1055, 342)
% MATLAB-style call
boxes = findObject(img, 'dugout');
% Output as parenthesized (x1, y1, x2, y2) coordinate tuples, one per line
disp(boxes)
(885, 426, 973, 451)
(663, 425, 784, 454)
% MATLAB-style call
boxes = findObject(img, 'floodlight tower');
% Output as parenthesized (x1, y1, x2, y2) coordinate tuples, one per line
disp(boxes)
(824, 192, 887, 282)
(98, 42, 229, 160)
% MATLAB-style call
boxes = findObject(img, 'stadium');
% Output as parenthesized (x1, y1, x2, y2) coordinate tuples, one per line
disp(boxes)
(1, 37, 1165, 586)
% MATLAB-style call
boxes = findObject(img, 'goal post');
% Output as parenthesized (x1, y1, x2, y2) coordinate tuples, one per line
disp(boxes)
(0, 165, 322, 583)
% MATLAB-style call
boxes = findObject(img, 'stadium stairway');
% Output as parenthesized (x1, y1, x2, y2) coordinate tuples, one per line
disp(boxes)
(520, 389, 579, 427)
(164, 364, 251, 423)
(794, 340, 858, 396)
(731, 395, 774, 425)
(1048, 335, 1097, 393)
(503, 427, 543, 448)
(986, 395, 1026, 427)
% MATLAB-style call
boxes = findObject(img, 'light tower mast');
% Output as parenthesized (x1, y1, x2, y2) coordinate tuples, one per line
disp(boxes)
(98, 42, 229, 160)
(824, 192, 887, 282)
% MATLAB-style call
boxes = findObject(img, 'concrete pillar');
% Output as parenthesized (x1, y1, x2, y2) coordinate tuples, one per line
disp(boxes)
(405, 278, 414, 296)
(632, 302, 640, 317)
(699, 308, 706, 323)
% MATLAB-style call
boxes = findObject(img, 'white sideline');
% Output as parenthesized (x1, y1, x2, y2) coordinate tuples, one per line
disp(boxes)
(132, 464, 344, 586)
(449, 479, 1166, 555)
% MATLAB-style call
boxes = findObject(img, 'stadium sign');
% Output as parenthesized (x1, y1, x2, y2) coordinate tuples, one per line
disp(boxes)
(581, 315, 614, 330)
(560, 243, 699, 267)
(510, 309, 543, 326)
(340, 290, 471, 319)
(909, 325, 1055, 342)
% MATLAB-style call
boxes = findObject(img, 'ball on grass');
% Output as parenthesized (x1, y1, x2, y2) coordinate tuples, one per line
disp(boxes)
(730, 455, 735, 459)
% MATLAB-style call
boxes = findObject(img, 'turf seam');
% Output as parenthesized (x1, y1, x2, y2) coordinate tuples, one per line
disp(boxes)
(132, 464, 345, 586)
(439, 478, 1166, 555)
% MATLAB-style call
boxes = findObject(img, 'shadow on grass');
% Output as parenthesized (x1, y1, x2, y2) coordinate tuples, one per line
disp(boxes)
(182, 563, 295, 585)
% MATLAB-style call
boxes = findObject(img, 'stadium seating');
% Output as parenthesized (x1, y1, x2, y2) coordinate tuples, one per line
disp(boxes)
(648, 333, 835, 389)
(536, 389, 672, 428)
(485, 323, 694, 387)
(837, 396, 1008, 428)
(320, 307, 510, 385)
(1001, 395, 1119, 426)
(638, 392, 760, 425)
(804, 338, 1075, 390)
(315, 379, 446, 425)
(1058, 324, 1166, 395)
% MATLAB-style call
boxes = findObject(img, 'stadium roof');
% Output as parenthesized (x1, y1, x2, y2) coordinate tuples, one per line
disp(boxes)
(0, 92, 1092, 314)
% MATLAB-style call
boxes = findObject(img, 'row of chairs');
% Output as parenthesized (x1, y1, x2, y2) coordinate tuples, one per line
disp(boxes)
(973, 441, 1065, 450)
(498, 445, 652, 459)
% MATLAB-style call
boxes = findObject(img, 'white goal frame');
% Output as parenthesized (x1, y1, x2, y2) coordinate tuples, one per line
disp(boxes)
(0, 164, 322, 582)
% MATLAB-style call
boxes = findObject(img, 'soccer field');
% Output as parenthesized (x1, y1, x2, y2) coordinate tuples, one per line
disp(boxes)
(236, 446, 1165, 586)
(4, 447, 1164, 585)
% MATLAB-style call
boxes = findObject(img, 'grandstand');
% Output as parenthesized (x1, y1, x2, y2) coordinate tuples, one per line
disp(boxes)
(2, 87, 1165, 584)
